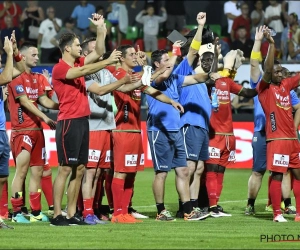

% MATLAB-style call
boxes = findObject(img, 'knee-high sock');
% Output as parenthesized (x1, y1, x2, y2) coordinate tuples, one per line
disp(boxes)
(269, 179, 282, 217)
(0, 181, 8, 216)
(216, 173, 224, 203)
(105, 174, 114, 209)
(122, 178, 134, 214)
(206, 172, 217, 207)
(41, 175, 53, 207)
(83, 198, 93, 218)
(292, 178, 300, 214)
(29, 190, 42, 212)
(111, 178, 124, 216)
(93, 177, 103, 210)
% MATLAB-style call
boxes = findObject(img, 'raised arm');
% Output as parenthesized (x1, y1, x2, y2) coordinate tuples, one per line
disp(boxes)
(84, 14, 107, 65)
(10, 30, 25, 74)
(0, 37, 13, 85)
(66, 50, 121, 79)
(250, 26, 264, 83)
(262, 30, 275, 83)
(186, 12, 206, 66)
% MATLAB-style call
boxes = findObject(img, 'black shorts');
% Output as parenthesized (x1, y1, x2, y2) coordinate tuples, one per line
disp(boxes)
(56, 117, 89, 166)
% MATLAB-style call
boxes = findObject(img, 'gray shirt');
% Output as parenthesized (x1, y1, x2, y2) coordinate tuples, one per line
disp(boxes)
(85, 69, 117, 131)
(135, 11, 167, 36)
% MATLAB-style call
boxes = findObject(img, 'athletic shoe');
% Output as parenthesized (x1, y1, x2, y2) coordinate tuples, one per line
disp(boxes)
(184, 208, 210, 221)
(294, 214, 300, 222)
(265, 204, 273, 212)
(92, 214, 108, 224)
(0, 219, 14, 229)
(0, 212, 10, 220)
(273, 214, 287, 222)
(217, 205, 223, 212)
(30, 212, 49, 222)
(284, 205, 296, 215)
(84, 214, 97, 225)
(12, 213, 30, 223)
(209, 206, 232, 218)
(48, 206, 54, 216)
(200, 207, 209, 213)
(175, 210, 184, 218)
(111, 214, 135, 224)
(50, 215, 69, 226)
(99, 214, 110, 221)
(128, 207, 149, 219)
(245, 205, 255, 215)
(67, 214, 88, 226)
(280, 201, 285, 211)
(21, 206, 30, 216)
(124, 213, 143, 223)
(155, 210, 176, 221)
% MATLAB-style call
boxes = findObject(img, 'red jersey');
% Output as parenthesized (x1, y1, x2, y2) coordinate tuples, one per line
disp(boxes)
(209, 77, 243, 134)
(257, 75, 300, 141)
(52, 57, 90, 121)
(8, 72, 46, 130)
(40, 74, 54, 99)
(113, 68, 142, 132)
(105, 65, 116, 74)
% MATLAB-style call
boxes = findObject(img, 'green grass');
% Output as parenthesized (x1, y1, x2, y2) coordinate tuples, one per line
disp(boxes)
(2, 168, 300, 249)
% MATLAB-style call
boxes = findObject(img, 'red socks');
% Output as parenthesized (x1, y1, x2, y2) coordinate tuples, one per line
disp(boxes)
(105, 174, 114, 209)
(206, 172, 217, 207)
(93, 176, 103, 211)
(216, 173, 224, 203)
(111, 178, 124, 216)
(11, 196, 23, 213)
(83, 198, 94, 218)
(41, 175, 53, 207)
(122, 178, 134, 214)
(29, 191, 42, 212)
(0, 181, 8, 216)
(292, 178, 300, 214)
(269, 179, 282, 216)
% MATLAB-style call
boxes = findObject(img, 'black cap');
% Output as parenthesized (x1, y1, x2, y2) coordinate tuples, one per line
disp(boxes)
(64, 17, 75, 24)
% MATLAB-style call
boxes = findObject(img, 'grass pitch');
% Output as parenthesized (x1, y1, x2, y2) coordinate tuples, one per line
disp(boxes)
(1, 168, 299, 249)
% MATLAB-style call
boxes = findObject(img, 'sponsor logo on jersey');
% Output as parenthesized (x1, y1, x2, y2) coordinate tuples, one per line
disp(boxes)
(209, 147, 220, 159)
(275, 93, 290, 110)
(15, 85, 24, 94)
(26, 87, 38, 99)
(18, 107, 24, 124)
(105, 150, 111, 162)
(68, 158, 78, 161)
(125, 154, 138, 166)
(270, 112, 277, 132)
(216, 89, 229, 102)
(88, 149, 101, 162)
(273, 154, 289, 167)
(140, 153, 144, 165)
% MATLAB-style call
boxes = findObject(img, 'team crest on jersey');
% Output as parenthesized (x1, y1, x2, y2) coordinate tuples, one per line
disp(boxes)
(15, 85, 24, 94)
(125, 154, 138, 166)
(88, 149, 101, 162)
(209, 147, 220, 159)
(228, 150, 236, 162)
(273, 154, 289, 167)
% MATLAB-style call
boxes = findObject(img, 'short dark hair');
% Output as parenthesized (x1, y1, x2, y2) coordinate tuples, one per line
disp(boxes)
(80, 37, 96, 53)
(58, 33, 78, 53)
(237, 25, 246, 31)
(19, 42, 37, 53)
(116, 45, 134, 58)
(151, 49, 168, 69)
(261, 57, 280, 71)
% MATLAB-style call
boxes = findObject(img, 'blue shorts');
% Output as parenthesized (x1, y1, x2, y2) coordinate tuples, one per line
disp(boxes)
(252, 131, 266, 172)
(181, 125, 209, 161)
(0, 130, 10, 176)
(148, 130, 187, 172)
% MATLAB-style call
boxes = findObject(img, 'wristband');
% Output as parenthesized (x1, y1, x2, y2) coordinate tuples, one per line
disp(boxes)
(14, 52, 23, 62)
(191, 39, 201, 51)
(172, 45, 181, 56)
(250, 51, 262, 62)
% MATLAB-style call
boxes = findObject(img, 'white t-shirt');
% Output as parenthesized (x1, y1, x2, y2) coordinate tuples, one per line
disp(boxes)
(287, 1, 300, 20)
(265, 5, 284, 33)
(39, 18, 62, 48)
(224, 1, 241, 34)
